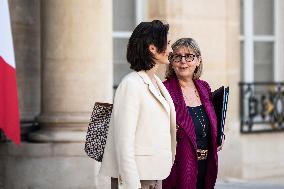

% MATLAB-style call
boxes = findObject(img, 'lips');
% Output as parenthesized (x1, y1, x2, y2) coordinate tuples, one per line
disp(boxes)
(180, 67, 188, 69)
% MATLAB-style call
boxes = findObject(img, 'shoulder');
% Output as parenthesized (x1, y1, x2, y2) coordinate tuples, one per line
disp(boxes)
(116, 72, 143, 94)
(119, 72, 142, 86)
(195, 79, 212, 101)
(196, 79, 211, 92)
(163, 76, 177, 91)
(163, 77, 182, 105)
(121, 71, 141, 82)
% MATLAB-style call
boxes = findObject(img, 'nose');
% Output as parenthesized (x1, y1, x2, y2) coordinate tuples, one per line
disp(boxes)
(180, 56, 187, 64)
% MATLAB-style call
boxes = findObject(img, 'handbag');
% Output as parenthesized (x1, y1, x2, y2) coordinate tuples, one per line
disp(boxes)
(84, 102, 113, 162)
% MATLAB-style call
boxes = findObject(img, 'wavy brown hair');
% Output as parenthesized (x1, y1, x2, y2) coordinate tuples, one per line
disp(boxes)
(165, 38, 203, 80)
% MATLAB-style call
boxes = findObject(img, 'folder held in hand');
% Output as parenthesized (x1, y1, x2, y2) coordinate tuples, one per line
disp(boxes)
(212, 86, 229, 147)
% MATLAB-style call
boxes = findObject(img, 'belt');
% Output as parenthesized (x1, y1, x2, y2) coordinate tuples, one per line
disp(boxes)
(197, 149, 208, 160)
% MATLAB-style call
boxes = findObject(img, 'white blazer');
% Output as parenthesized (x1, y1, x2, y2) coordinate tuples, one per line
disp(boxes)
(100, 71, 176, 189)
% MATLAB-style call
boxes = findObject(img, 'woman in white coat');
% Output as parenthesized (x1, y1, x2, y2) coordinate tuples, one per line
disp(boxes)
(100, 20, 176, 189)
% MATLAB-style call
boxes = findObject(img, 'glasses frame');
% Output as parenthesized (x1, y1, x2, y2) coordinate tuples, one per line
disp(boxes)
(170, 53, 198, 63)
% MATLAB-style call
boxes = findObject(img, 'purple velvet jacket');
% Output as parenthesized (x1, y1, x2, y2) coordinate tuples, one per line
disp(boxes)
(162, 75, 218, 189)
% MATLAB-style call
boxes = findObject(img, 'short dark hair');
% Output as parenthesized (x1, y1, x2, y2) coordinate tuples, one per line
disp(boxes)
(126, 20, 169, 71)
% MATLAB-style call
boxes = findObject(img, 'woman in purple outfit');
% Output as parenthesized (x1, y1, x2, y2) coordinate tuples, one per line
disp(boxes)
(162, 38, 220, 189)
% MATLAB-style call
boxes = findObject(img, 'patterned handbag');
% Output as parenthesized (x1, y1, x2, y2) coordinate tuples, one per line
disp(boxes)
(84, 102, 113, 162)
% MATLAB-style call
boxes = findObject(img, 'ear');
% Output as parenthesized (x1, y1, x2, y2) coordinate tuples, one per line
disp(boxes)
(148, 44, 157, 55)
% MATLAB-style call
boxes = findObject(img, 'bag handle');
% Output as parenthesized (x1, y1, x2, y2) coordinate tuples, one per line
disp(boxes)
(95, 102, 113, 107)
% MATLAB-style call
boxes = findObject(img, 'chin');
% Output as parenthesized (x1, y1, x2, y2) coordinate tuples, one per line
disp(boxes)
(177, 72, 192, 79)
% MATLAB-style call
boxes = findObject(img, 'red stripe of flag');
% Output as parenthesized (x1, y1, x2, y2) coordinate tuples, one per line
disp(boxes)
(0, 56, 21, 145)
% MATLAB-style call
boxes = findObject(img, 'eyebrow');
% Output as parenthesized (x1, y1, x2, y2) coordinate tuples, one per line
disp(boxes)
(174, 53, 195, 55)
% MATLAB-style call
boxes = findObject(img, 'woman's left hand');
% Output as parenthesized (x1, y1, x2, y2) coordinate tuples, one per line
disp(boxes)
(217, 146, 222, 151)
(217, 139, 224, 151)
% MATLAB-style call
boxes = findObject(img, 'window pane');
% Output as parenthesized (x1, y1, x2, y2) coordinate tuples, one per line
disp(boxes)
(113, 0, 136, 31)
(254, 42, 274, 82)
(253, 0, 274, 35)
(240, 41, 244, 81)
(113, 38, 128, 64)
(113, 64, 132, 87)
(113, 38, 131, 87)
(240, 0, 244, 35)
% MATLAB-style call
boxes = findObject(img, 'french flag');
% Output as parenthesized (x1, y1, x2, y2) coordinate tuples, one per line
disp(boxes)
(0, 0, 21, 145)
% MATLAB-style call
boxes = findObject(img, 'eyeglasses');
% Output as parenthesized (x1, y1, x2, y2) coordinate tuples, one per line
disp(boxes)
(170, 53, 198, 63)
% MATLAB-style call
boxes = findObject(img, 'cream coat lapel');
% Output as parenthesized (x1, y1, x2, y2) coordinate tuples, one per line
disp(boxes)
(155, 76, 177, 162)
(137, 71, 170, 114)
(155, 76, 176, 125)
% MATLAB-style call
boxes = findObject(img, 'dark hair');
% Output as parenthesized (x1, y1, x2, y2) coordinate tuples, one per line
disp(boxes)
(126, 20, 169, 71)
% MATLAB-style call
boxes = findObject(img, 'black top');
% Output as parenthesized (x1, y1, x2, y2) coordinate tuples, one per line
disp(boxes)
(188, 105, 211, 149)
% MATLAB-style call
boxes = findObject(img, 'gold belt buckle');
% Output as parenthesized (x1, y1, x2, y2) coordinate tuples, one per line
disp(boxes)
(197, 149, 208, 160)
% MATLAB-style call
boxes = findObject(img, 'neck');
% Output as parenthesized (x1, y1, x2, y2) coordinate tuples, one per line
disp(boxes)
(177, 76, 194, 88)
(146, 64, 159, 80)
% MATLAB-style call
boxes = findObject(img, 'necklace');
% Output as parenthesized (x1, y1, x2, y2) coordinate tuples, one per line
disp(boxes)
(193, 109, 207, 138)
(183, 87, 207, 137)
(182, 88, 200, 105)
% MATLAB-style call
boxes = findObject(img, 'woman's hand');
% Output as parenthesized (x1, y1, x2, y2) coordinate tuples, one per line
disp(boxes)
(217, 138, 225, 151)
